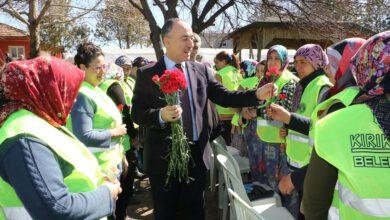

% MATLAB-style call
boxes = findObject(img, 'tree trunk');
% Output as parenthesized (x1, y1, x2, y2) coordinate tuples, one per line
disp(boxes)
(149, 25, 163, 60)
(29, 23, 40, 58)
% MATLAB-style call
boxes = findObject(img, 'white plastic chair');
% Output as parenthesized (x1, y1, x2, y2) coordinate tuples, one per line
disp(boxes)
(210, 136, 251, 220)
(228, 188, 265, 220)
(228, 188, 294, 220)
(218, 154, 294, 220)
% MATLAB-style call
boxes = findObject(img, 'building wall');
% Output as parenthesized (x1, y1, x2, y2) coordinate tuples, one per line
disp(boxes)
(0, 37, 30, 65)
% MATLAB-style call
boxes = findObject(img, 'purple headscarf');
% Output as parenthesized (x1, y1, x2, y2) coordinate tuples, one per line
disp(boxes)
(294, 44, 329, 70)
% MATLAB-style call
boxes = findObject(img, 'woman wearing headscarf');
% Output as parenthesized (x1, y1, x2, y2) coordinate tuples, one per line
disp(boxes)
(0, 57, 120, 219)
(267, 39, 366, 195)
(302, 31, 390, 220)
(241, 45, 299, 216)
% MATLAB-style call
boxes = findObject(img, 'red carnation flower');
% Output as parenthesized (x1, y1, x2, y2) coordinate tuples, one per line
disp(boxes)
(278, 93, 287, 100)
(152, 75, 160, 83)
(265, 66, 280, 81)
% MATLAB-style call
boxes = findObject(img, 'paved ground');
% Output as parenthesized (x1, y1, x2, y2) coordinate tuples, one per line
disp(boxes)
(126, 177, 221, 220)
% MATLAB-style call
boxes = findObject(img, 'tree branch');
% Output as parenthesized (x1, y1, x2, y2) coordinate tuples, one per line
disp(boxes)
(2, 0, 28, 24)
(198, 0, 217, 23)
(198, 0, 234, 33)
(42, 0, 102, 27)
(153, 0, 168, 20)
(36, 0, 52, 24)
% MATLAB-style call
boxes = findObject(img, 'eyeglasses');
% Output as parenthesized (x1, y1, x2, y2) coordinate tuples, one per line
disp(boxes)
(90, 64, 108, 72)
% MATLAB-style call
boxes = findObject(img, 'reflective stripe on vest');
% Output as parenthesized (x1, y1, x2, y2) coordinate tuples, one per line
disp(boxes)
(257, 119, 283, 127)
(216, 66, 242, 115)
(315, 104, 390, 219)
(287, 133, 313, 144)
(328, 207, 340, 220)
(77, 82, 124, 172)
(338, 182, 390, 217)
(287, 157, 303, 168)
(88, 141, 121, 153)
(257, 70, 298, 143)
(1, 207, 32, 220)
(286, 74, 333, 166)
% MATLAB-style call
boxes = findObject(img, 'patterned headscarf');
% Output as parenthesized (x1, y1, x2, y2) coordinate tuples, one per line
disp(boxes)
(295, 44, 329, 70)
(115, 55, 132, 67)
(266, 45, 289, 70)
(240, 60, 258, 78)
(104, 62, 124, 82)
(350, 31, 389, 97)
(258, 45, 289, 87)
(350, 31, 390, 137)
(327, 38, 366, 94)
(0, 57, 85, 127)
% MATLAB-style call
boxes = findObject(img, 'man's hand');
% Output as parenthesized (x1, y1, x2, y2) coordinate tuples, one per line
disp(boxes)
(256, 83, 277, 100)
(242, 107, 257, 120)
(266, 104, 291, 125)
(279, 127, 288, 138)
(161, 105, 182, 122)
(110, 124, 127, 137)
(278, 174, 294, 195)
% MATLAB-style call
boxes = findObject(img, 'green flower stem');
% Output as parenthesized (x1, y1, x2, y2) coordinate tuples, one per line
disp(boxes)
(163, 91, 192, 186)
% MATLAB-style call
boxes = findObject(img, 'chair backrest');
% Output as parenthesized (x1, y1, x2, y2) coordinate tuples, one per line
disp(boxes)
(212, 138, 242, 177)
(216, 154, 251, 204)
(228, 188, 265, 220)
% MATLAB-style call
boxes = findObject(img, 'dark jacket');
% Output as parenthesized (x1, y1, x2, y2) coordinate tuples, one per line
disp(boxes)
(131, 58, 259, 175)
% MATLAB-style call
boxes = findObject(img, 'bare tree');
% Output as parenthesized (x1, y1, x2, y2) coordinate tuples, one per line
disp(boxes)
(95, 0, 150, 49)
(0, 0, 102, 58)
(127, 0, 236, 59)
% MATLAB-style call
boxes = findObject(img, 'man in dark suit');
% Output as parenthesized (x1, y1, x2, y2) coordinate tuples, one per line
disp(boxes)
(131, 18, 276, 220)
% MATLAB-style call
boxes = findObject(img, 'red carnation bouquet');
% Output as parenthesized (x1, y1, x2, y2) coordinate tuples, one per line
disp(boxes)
(152, 69, 192, 185)
(258, 66, 284, 108)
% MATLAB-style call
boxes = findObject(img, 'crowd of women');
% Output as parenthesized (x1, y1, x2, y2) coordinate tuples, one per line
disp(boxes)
(0, 28, 388, 220)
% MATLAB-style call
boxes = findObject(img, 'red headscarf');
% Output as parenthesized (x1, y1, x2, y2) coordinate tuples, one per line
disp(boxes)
(0, 57, 85, 127)
(326, 38, 366, 94)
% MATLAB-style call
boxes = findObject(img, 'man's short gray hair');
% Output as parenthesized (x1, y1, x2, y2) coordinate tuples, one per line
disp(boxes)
(161, 18, 181, 39)
(193, 33, 202, 46)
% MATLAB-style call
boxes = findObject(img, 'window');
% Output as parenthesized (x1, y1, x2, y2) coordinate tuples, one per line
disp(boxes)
(9, 46, 25, 59)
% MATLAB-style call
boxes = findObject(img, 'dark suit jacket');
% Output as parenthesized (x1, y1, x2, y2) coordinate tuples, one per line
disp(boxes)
(131, 58, 259, 175)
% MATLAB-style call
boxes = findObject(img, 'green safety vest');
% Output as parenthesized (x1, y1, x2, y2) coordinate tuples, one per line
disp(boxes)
(216, 65, 243, 115)
(69, 81, 124, 174)
(99, 77, 136, 151)
(315, 104, 390, 219)
(231, 77, 260, 127)
(286, 74, 333, 168)
(0, 109, 104, 220)
(256, 70, 299, 143)
(308, 87, 360, 147)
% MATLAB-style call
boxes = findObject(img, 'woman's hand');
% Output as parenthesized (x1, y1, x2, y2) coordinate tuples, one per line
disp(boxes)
(110, 124, 127, 137)
(278, 174, 294, 195)
(266, 104, 291, 124)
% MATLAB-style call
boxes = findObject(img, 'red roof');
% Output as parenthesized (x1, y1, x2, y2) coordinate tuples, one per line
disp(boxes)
(0, 23, 28, 37)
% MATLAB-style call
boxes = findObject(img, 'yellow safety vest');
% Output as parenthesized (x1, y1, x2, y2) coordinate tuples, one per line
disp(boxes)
(286, 74, 332, 168)
(0, 109, 104, 220)
(315, 104, 390, 219)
